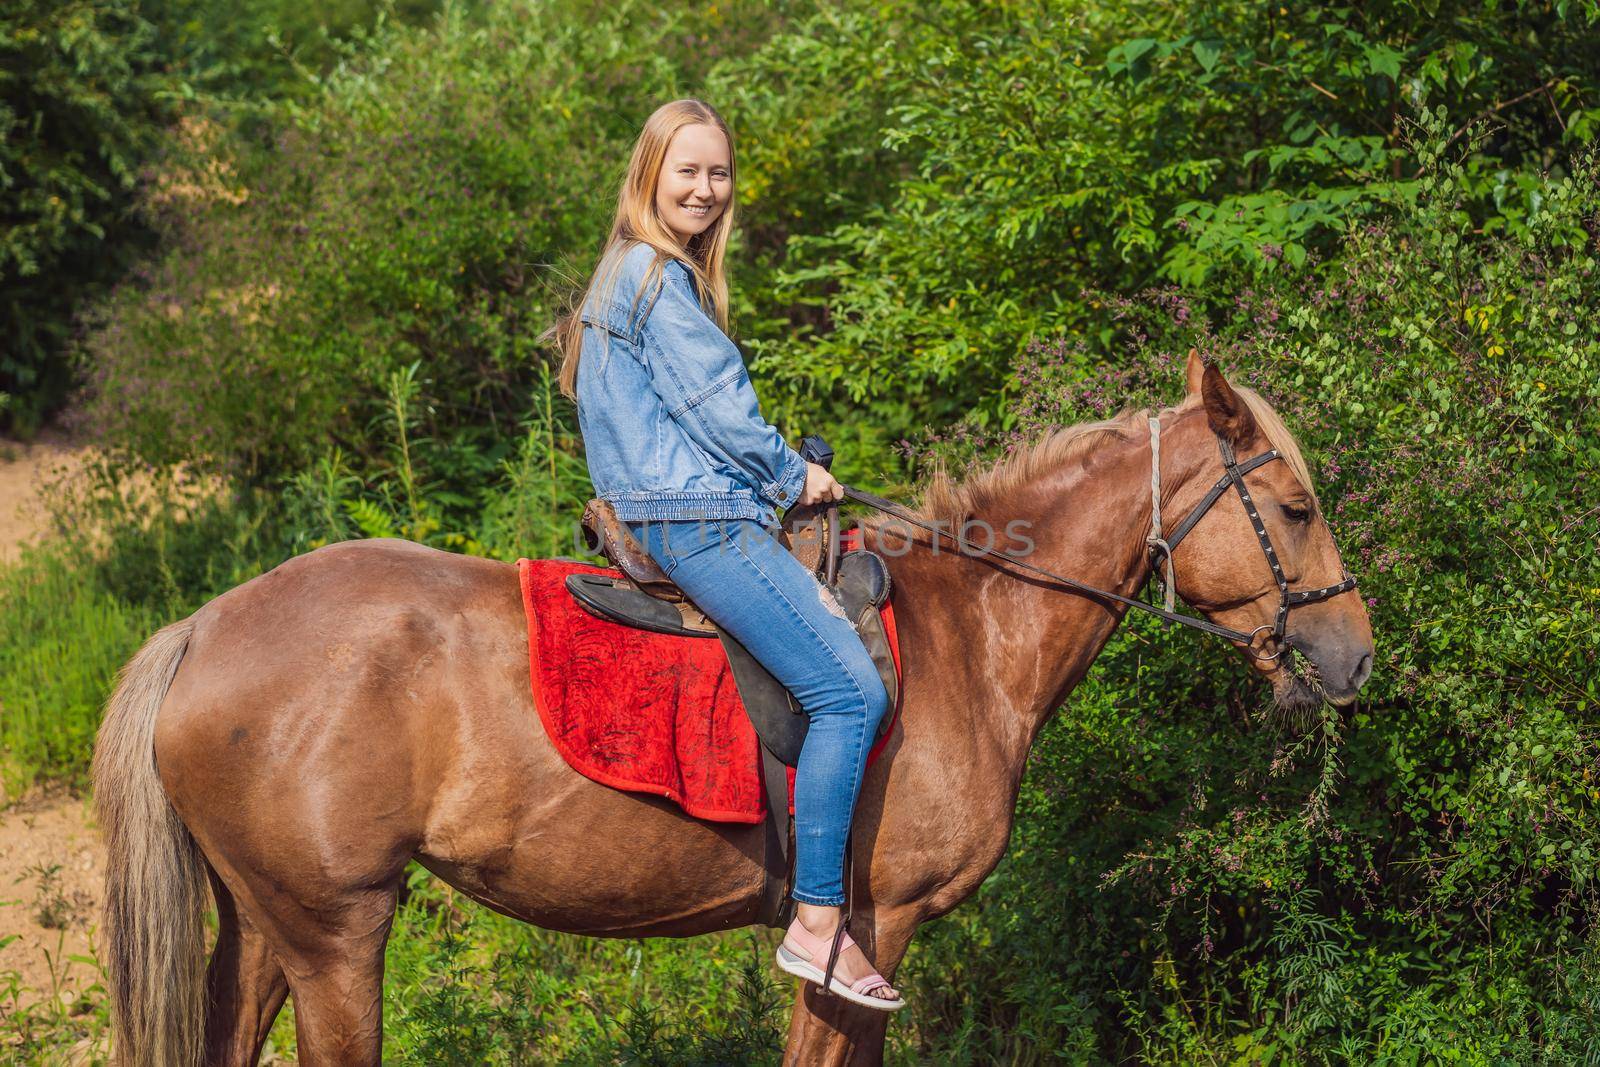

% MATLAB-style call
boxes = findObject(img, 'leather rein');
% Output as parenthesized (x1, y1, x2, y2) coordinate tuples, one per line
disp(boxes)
(834, 419, 1358, 662)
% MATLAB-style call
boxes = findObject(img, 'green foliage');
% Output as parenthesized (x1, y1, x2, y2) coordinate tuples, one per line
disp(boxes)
(373, 869, 787, 1064)
(0, 0, 171, 433)
(0, 0, 444, 434)
(724, 0, 1600, 459)
(137, 0, 446, 116)
(279, 361, 590, 560)
(888, 114, 1600, 1061)
(75, 0, 1600, 494)
(77, 0, 796, 484)
(0, 547, 155, 797)
(0, 455, 285, 794)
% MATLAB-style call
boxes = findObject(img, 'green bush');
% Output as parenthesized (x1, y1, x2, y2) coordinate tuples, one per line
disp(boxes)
(724, 0, 1600, 458)
(80, 0, 1600, 488)
(76, 0, 799, 486)
(0, 0, 172, 434)
(375, 868, 786, 1065)
(0, 0, 445, 435)
(889, 115, 1600, 1062)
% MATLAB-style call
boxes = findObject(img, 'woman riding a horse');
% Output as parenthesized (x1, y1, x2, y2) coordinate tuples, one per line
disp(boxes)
(549, 97, 902, 1009)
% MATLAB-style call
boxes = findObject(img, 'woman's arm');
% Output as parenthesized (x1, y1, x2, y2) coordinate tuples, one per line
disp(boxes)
(639, 262, 809, 509)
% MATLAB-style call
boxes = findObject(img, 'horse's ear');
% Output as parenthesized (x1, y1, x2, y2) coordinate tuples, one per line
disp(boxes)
(1183, 348, 1205, 397)
(1201, 362, 1257, 447)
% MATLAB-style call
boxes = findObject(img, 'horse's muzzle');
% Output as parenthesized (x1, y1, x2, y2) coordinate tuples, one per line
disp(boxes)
(1292, 631, 1374, 706)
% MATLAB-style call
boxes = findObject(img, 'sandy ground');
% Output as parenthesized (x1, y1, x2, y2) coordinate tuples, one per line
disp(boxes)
(0, 792, 105, 1013)
(0, 428, 87, 567)
(0, 429, 107, 1014)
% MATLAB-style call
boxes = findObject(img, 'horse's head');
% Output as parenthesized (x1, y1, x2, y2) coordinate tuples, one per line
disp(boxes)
(1164, 351, 1374, 711)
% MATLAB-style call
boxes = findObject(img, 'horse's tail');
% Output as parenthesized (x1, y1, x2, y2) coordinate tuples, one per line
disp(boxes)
(92, 616, 208, 1067)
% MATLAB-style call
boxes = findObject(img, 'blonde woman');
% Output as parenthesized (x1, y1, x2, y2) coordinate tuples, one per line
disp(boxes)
(551, 99, 901, 1011)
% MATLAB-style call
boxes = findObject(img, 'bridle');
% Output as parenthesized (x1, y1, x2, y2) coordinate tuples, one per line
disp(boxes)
(1142, 417, 1357, 661)
(835, 417, 1358, 661)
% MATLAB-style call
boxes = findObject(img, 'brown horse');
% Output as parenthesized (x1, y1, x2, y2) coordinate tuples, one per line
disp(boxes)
(91, 356, 1372, 1066)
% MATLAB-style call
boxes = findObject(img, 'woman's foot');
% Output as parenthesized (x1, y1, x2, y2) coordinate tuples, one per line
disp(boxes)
(775, 903, 902, 1009)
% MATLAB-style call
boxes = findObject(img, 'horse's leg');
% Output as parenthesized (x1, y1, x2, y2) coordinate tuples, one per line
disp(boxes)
(195, 848, 402, 1067)
(781, 904, 920, 1067)
(203, 868, 289, 1066)
(256, 883, 400, 1067)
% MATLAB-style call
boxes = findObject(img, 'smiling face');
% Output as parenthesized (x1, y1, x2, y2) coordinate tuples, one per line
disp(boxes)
(654, 122, 732, 245)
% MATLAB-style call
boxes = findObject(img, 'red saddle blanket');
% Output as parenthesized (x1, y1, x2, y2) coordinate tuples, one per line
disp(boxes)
(516, 543, 901, 825)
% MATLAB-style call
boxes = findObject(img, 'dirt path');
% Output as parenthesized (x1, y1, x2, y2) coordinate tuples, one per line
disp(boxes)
(0, 430, 106, 1015)
(0, 429, 292, 1059)
(0, 427, 87, 567)
(0, 792, 105, 1013)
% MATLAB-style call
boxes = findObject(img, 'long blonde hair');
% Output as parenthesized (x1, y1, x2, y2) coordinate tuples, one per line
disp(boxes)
(548, 98, 739, 401)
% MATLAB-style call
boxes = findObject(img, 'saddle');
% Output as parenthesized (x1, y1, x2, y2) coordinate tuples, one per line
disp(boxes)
(567, 499, 898, 764)
(565, 497, 899, 930)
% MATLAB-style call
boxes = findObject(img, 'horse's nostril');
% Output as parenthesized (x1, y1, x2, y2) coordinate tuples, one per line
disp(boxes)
(1352, 650, 1373, 689)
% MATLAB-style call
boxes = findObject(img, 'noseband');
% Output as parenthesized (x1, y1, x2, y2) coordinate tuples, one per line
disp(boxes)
(1145, 417, 1357, 661)
(837, 418, 1358, 660)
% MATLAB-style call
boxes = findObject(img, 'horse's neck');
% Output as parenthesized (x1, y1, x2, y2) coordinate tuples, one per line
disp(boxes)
(870, 420, 1188, 783)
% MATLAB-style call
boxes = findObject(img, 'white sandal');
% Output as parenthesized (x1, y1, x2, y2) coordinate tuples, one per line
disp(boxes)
(775, 918, 906, 1012)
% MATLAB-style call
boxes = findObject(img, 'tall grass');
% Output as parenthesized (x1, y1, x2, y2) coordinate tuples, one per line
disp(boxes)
(375, 870, 788, 1065)
(0, 452, 287, 795)
(0, 549, 156, 797)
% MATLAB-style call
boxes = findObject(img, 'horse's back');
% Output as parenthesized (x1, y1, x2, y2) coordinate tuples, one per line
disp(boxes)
(152, 538, 533, 887)
(169, 538, 522, 725)
(195, 536, 515, 624)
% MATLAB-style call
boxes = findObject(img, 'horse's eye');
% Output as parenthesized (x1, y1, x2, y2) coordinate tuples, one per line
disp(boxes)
(1280, 504, 1310, 524)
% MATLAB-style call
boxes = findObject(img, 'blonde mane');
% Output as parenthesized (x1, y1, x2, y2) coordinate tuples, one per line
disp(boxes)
(1232, 385, 1321, 513)
(909, 408, 1150, 527)
(899, 386, 1319, 529)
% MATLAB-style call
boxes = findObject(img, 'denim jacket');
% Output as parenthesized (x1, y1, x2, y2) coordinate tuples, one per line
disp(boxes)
(575, 241, 808, 525)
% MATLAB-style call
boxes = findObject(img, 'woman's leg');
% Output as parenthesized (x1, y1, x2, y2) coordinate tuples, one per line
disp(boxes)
(626, 519, 895, 991)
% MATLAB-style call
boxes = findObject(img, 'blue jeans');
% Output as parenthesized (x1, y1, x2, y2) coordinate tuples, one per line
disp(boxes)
(624, 518, 890, 907)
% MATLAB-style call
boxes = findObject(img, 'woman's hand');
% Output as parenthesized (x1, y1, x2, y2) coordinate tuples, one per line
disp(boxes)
(798, 461, 844, 506)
